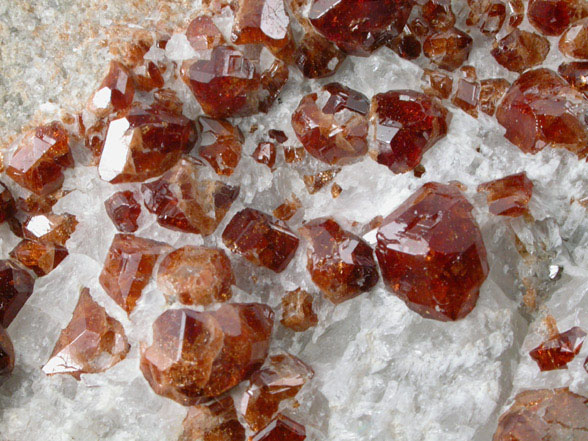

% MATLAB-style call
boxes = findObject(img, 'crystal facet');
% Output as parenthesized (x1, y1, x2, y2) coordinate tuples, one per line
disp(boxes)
(423, 28, 473, 71)
(250, 414, 306, 441)
(253, 142, 277, 169)
(281, 289, 318, 332)
(197, 117, 244, 176)
(478, 172, 533, 217)
(529, 327, 586, 371)
(558, 61, 588, 96)
(179, 396, 246, 441)
(89, 61, 135, 117)
(0, 260, 35, 328)
(491, 29, 550, 73)
(104, 191, 141, 233)
(0, 327, 14, 385)
(559, 18, 588, 59)
(0, 182, 15, 224)
(294, 31, 345, 79)
(10, 240, 68, 277)
(528, 0, 587, 36)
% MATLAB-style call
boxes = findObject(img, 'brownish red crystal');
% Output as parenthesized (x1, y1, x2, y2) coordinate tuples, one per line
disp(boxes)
(303, 169, 340, 194)
(423, 28, 473, 71)
(104, 191, 141, 233)
(156, 246, 235, 306)
(197, 117, 244, 176)
(558, 61, 588, 95)
(22, 212, 78, 246)
(452, 74, 480, 118)
(422, 69, 453, 99)
(0, 260, 35, 328)
(529, 326, 586, 371)
(179, 396, 246, 441)
(0, 327, 14, 384)
(528, 0, 587, 36)
(273, 195, 301, 222)
(259, 60, 290, 114)
(300, 218, 379, 304)
(292, 83, 370, 165)
(479, 78, 511, 116)
(376, 183, 489, 321)
(253, 142, 277, 169)
(43, 288, 130, 379)
(250, 414, 306, 441)
(422, 0, 456, 31)
(0, 182, 15, 224)
(99, 234, 170, 314)
(222, 208, 299, 273)
(281, 289, 318, 332)
(142, 157, 239, 235)
(371, 90, 449, 174)
(491, 29, 550, 73)
(478, 172, 533, 217)
(7, 122, 73, 196)
(140, 303, 274, 405)
(240, 353, 314, 431)
(559, 18, 588, 59)
(10, 240, 68, 277)
(294, 31, 345, 79)
(88, 61, 135, 117)
(186, 15, 225, 51)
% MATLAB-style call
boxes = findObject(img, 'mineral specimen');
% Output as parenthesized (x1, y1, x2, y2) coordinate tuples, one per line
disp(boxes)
(294, 31, 345, 79)
(222, 208, 299, 273)
(280, 289, 318, 332)
(0, 182, 15, 224)
(186, 15, 225, 50)
(479, 78, 511, 116)
(0, 327, 14, 384)
(259, 60, 289, 113)
(452, 75, 480, 117)
(252, 142, 277, 169)
(422, 0, 456, 31)
(22, 212, 78, 246)
(99, 234, 170, 314)
(6, 122, 73, 196)
(558, 61, 588, 95)
(273, 195, 301, 221)
(423, 28, 473, 71)
(284, 146, 306, 163)
(132, 61, 165, 92)
(478, 172, 533, 217)
(179, 396, 246, 441)
(528, 0, 587, 36)
(250, 414, 306, 441)
(529, 326, 586, 371)
(422, 69, 453, 99)
(389, 32, 422, 60)
(268, 130, 287, 143)
(491, 29, 550, 73)
(142, 157, 239, 235)
(559, 18, 588, 59)
(43, 288, 130, 379)
(241, 353, 314, 430)
(197, 117, 244, 176)
(292, 83, 370, 165)
(140, 304, 274, 405)
(88, 61, 135, 117)
(303, 169, 340, 194)
(156, 246, 234, 306)
(0, 260, 35, 328)
(376, 183, 489, 321)
(104, 191, 141, 233)
(10, 240, 68, 277)
(300, 218, 379, 304)
(371, 90, 449, 173)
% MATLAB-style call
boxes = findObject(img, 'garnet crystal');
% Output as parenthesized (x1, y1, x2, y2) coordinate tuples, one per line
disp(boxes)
(491, 29, 550, 73)
(478, 172, 533, 217)
(0, 327, 14, 385)
(104, 191, 141, 233)
(423, 28, 473, 71)
(197, 117, 244, 176)
(281, 289, 318, 332)
(529, 326, 586, 371)
(250, 414, 306, 441)
(559, 18, 588, 59)
(179, 396, 246, 441)
(0, 260, 35, 328)
(88, 61, 135, 117)
(10, 240, 68, 277)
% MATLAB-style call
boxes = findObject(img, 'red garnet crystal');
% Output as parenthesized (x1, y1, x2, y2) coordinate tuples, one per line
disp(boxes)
(452, 75, 480, 118)
(231, 0, 295, 62)
(529, 326, 586, 371)
(268, 130, 287, 143)
(0, 260, 35, 328)
(528, 0, 588, 36)
(99, 234, 170, 314)
(493, 388, 588, 440)
(140, 303, 274, 405)
(22, 213, 78, 246)
(308, 0, 413, 56)
(422, 0, 456, 31)
(98, 104, 196, 183)
(250, 414, 306, 441)
(423, 28, 473, 71)
(479, 78, 511, 116)
(300, 218, 379, 304)
(241, 353, 314, 431)
(388, 32, 422, 60)
(253, 142, 277, 169)
(157, 246, 235, 306)
(197, 117, 244, 176)
(179, 396, 246, 441)
(294, 31, 345, 79)
(43, 288, 130, 380)
(496, 68, 588, 156)
(303, 169, 340, 194)
(259, 60, 289, 113)
(558, 61, 588, 95)
(468, 0, 509, 35)
(292, 83, 370, 165)
(7, 122, 73, 196)
(186, 15, 225, 51)
(182, 46, 261, 119)
(0, 182, 15, 224)
(376, 183, 489, 321)
(478, 172, 533, 217)
(371, 90, 449, 174)
(104, 191, 141, 233)
(222, 208, 299, 273)
(559, 18, 588, 59)
(142, 157, 239, 235)
(0, 327, 14, 384)
(88, 61, 135, 117)
(10, 240, 68, 277)
(422, 69, 453, 99)
(132, 61, 165, 92)
(281, 289, 318, 332)
(491, 29, 550, 73)
(273, 195, 301, 222)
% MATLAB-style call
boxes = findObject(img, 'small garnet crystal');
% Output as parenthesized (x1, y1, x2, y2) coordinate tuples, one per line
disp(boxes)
(292, 83, 370, 165)
(422, 69, 453, 99)
(88, 61, 135, 117)
(0, 260, 35, 328)
(140, 303, 274, 405)
(104, 191, 141, 233)
(6, 122, 73, 196)
(281, 289, 318, 332)
(422, 0, 456, 31)
(43, 288, 130, 379)
(241, 353, 314, 431)
(371, 90, 449, 174)
(179, 396, 246, 441)
(250, 414, 306, 441)
(452, 75, 481, 118)
(423, 28, 473, 71)
(273, 195, 301, 222)
(529, 326, 586, 371)
(558, 61, 588, 95)
(478, 172, 533, 217)
(479, 78, 511, 116)
(99, 234, 170, 314)
(186, 15, 225, 51)
(491, 29, 550, 73)
(0, 182, 15, 224)
(308, 0, 413, 56)
(142, 157, 239, 235)
(496, 68, 588, 156)
(22, 212, 78, 246)
(197, 117, 244, 176)
(376, 183, 489, 321)
(0, 327, 15, 385)
(294, 31, 345, 79)
(253, 142, 277, 169)
(300, 218, 379, 304)
(528, 0, 587, 36)
(10, 240, 68, 277)
(559, 18, 588, 59)
(156, 246, 235, 306)
(222, 208, 299, 273)
(493, 388, 588, 440)
(98, 104, 196, 183)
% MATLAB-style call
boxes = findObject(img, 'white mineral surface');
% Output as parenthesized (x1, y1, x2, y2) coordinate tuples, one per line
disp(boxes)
(1, 1, 588, 441)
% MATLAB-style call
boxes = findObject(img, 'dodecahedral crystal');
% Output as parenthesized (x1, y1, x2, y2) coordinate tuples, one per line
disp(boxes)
(222, 208, 299, 273)
(88, 61, 135, 117)
(179, 396, 246, 441)
(250, 414, 306, 441)
(280, 289, 318, 332)
(423, 28, 473, 71)
(10, 240, 68, 277)
(140, 304, 274, 405)
(186, 15, 225, 51)
(0, 326, 14, 385)
(559, 18, 588, 59)
(529, 326, 586, 371)
(252, 142, 277, 169)
(259, 60, 289, 113)
(422, 0, 456, 31)
(197, 117, 244, 176)
(294, 31, 345, 79)
(376, 183, 489, 321)
(300, 218, 379, 304)
(157, 246, 235, 306)
(479, 78, 511, 116)
(22, 213, 78, 246)
(528, 0, 587, 36)
(104, 191, 141, 233)
(422, 69, 453, 99)
(273, 195, 301, 222)
(43, 288, 130, 379)
(0, 260, 35, 328)
(491, 29, 550, 73)
(478, 172, 533, 217)
(558, 61, 588, 96)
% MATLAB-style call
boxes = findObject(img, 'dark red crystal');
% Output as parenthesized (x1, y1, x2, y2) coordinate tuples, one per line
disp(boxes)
(423, 28, 473, 71)
(529, 327, 586, 371)
(491, 29, 550, 73)
(197, 117, 244, 176)
(0, 327, 14, 384)
(250, 414, 306, 441)
(0, 260, 35, 328)
(104, 191, 141, 233)
(478, 172, 533, 217)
